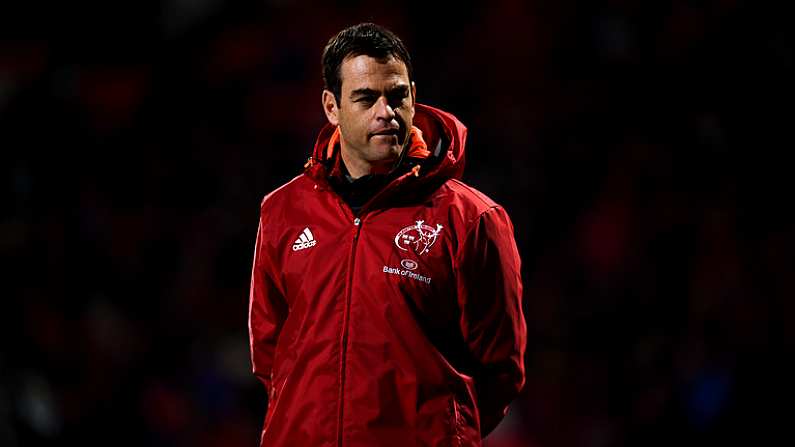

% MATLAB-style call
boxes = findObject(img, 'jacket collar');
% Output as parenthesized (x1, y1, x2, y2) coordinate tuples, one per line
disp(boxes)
(304, 103, 468, 210)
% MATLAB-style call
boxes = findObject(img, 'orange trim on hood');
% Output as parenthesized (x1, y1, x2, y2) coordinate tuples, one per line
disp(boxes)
(324, 126, 430, 177)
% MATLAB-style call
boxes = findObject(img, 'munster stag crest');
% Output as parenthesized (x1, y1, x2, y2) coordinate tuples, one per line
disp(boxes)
(394, 220, 443, 256)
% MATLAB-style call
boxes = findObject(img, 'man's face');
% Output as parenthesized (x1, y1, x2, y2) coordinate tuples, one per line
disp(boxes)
(323, 55, 415, 169)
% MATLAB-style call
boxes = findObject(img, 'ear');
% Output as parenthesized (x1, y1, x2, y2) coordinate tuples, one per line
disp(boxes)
(410, 81, 417, 113)
(322, 90, 339, 126)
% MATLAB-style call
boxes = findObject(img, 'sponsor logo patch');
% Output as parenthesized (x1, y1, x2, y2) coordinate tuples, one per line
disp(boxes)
(400, 259, 418, 270)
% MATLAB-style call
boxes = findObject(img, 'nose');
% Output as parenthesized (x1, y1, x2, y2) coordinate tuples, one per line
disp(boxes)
(374, 96, 396, 122)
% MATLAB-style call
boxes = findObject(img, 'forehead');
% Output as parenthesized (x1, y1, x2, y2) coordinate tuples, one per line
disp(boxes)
(339, 54, 409, 91)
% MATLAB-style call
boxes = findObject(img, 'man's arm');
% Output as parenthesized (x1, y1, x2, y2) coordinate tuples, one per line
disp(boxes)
(248, 214, 289, 402)
(455, 206, 527, 437)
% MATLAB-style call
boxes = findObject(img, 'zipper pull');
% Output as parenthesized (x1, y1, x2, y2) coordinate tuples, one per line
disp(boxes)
(353, 217, 361, 226)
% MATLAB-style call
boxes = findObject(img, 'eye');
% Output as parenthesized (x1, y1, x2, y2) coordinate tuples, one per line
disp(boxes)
(388, 92, 408, 108)
(355, 96, 376, 106)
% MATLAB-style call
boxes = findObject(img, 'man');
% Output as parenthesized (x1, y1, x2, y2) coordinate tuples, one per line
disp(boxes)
(249, 23, 526, 446)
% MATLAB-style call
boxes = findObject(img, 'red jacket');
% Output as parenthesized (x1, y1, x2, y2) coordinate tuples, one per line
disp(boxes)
(249, 104, 526, 446)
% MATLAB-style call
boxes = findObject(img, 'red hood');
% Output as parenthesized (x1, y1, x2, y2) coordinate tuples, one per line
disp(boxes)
(305, 103, 467, 186)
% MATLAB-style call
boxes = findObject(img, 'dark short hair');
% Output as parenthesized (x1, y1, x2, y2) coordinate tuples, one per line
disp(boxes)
(322, 23, 413, 105)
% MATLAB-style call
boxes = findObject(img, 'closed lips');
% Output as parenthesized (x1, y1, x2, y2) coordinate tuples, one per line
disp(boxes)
(371, 128, 398, 136)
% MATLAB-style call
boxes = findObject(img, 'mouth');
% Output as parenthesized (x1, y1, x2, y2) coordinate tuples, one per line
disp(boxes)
(370, 128, 400, 138)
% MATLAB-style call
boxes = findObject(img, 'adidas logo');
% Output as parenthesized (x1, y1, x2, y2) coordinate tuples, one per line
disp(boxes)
(292, 227, 317, 251)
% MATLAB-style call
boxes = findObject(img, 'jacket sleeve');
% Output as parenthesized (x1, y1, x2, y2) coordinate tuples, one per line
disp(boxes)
(455, 206, 527, 437)
(248, 214, 289, 400)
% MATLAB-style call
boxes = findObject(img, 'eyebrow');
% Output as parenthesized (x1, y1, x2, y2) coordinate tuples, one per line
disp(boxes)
(350, 85, 410, 99)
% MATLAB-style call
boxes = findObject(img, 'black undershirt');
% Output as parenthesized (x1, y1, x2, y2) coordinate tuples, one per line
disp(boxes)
(328, 161, 394, 215)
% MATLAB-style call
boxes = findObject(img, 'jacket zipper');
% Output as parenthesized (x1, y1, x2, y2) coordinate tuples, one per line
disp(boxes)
(337, 212, 363, 447)
(329, 170, 411, 446)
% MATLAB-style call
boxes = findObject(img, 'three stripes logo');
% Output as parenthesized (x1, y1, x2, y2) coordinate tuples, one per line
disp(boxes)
(292, 227, 317, 251)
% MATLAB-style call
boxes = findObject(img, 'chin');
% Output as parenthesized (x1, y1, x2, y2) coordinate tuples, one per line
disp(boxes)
(363, 146, 399, 164)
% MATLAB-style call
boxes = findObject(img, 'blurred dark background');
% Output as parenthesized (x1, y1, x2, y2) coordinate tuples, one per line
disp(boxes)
(2, 1, 793, 446)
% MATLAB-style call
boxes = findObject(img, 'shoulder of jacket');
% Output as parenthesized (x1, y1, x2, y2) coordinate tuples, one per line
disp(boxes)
(260, 173, 312, 211)
(440, 178, 502, 214)
(435, 179, 511, 241)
